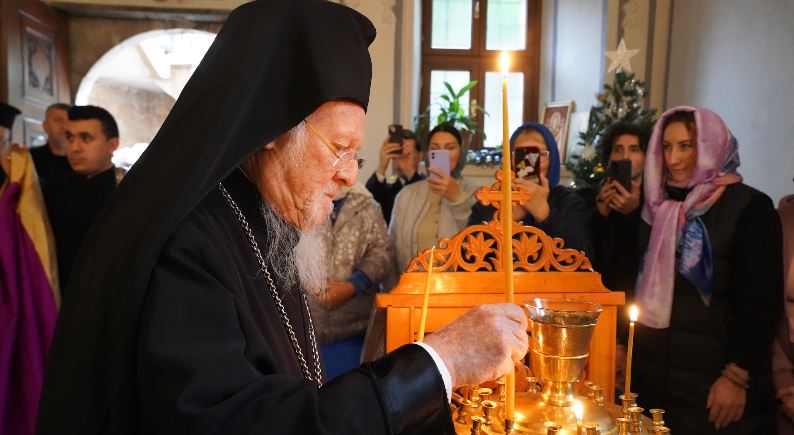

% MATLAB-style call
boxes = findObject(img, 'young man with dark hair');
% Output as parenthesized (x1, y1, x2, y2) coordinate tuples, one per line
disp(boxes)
(592, 121, 650, 290)
(44, 105, 122, 292)
(590, 121, 650, 396)
(30, 103, 74, 187)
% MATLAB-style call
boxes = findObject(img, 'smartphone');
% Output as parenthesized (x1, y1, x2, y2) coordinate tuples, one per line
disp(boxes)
(388, 124, 404, 155)
(428, 149, 451, 179)
(513, 146, 542, 182)
(609, 159, 632, 192)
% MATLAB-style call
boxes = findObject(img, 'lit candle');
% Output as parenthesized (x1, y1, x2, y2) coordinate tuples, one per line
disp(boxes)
(574, 400, 584, 435)
(625, 305, 639, 395)
(417, 246, 435, 342)
(499, 51, 516, 426)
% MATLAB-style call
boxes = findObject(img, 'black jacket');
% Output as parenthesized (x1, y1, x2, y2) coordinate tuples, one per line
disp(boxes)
(590, 187, 643, 293)
(626, 183, 782, 434)
(365, 171, 424, 223)
(468, 185, 594, 260)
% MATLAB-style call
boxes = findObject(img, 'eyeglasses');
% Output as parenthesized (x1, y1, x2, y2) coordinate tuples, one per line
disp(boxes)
(304, 120, 365, 171)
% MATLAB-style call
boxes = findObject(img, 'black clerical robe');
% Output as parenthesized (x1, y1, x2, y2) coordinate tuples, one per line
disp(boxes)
(43, 167, 116, 292)
(135, 170, 453, 434)
(30, 144, 74, 188)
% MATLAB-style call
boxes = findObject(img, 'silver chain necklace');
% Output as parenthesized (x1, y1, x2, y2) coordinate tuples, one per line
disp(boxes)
(219, 183, 323, 387)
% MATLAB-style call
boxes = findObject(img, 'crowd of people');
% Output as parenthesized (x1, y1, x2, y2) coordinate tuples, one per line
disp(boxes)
(2, 96, 792, 434)
(0, 4, 789, 432)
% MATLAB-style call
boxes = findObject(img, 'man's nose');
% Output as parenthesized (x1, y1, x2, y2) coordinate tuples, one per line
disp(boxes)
(334, 166, 358, 187)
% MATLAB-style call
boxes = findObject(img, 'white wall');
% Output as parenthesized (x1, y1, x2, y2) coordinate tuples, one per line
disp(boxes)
(542, 0, 605, 114)
(347, 0, 397, 184)
(539, 0, 607, 170)
(666, 0, 794, 204)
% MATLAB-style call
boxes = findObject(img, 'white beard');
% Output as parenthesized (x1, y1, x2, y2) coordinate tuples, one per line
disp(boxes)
(261, 201, 328, 296)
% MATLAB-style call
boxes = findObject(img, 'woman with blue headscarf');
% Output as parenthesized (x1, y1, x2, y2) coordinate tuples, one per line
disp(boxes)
(469, 122, 593, 258)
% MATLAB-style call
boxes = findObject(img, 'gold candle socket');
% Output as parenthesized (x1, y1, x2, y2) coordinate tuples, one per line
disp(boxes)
(619, 393, 637, 416)
(584, 424, 600, 435)
(456, 400, 471, 425)
(616, 417, 631, 435)
(470, 416, 485, 434)
(590, 385, 605, 406)
(497, 378, 507, 402)
(649, 408, 665, 426)
(478, 387, 493, 402)
(628, 406, 644, 432)
(652, 427, 671, 433)
(481, 400, 497, 425)
(544, 423, 560, 434)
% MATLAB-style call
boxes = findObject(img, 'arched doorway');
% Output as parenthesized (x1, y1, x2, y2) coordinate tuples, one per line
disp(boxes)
(75, 28, 215, 168)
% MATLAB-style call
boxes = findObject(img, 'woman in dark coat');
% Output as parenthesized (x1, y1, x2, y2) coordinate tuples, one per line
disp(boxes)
(629, 106, 782, 434)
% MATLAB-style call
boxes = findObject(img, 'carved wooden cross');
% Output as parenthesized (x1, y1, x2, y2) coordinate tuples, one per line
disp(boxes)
(474, 168, 533, 224)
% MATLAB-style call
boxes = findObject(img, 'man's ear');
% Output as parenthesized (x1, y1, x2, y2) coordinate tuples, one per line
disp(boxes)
(108, 138, 120, 153)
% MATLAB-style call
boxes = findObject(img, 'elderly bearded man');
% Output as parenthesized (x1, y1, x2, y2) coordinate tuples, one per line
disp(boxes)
(36, 1, 528, 434)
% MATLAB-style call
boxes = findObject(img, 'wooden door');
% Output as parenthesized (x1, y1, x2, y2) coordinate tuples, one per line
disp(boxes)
(0, 0, 70, 145)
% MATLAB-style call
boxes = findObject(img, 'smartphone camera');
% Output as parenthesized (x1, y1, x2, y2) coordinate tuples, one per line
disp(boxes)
(388, 124, 404, 155)
(513, 146, 542, 181)
(608, 159, 632, 192)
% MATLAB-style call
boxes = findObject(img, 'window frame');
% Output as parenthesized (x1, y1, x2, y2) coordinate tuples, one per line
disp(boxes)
(420, 0, 541, 149)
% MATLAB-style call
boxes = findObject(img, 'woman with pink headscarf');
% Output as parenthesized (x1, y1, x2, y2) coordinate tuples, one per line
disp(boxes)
(628, 107, 782, 434)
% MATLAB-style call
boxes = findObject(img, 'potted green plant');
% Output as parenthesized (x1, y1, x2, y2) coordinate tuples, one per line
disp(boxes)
(414, 80, 486, 148)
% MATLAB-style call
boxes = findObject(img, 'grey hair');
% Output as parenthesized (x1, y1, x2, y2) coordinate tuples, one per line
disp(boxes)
(281, 121, 308, 169)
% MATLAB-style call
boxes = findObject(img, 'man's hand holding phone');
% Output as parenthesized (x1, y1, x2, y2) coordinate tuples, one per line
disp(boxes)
(596, 177, 642, 217)
(377, 137, 403, 177)
(513, 173, 551, 222)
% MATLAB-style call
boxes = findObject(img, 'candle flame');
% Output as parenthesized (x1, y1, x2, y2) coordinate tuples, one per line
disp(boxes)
(574, 400, 584, 421)
(629, 305, 639, 323)
(500, 51, 510, 76)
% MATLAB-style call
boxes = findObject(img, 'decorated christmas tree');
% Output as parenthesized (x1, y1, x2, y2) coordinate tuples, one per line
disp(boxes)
(566, 39, 657, 188)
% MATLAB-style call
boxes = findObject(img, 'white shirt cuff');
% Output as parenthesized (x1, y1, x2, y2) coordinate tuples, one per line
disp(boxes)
(413, 342, 452, 403)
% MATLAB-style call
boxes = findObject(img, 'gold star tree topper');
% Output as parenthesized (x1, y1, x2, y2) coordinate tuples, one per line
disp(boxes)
(605, 38, 640, 73)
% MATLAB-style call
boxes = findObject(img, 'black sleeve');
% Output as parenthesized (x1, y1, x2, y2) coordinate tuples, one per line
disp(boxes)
(533, 189, 595, 260)
(591, 209, 610, 272)
(365, 172, 397, 222)
(726, 191, 784, 373)
(138, 228, 452, 435)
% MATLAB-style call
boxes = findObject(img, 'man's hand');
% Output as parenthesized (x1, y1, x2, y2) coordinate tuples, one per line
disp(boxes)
(377, 137, 402, 177)
(608, 177, 642, 215)
(427, 167, 461, 201)
(777, 386, 794, 421)
(423, 303, 528, 387)
(707, 376, 746, 429)
(513, 174, 550, 222)
(596, 180, 617, 217)
(316, 281, 355, 310)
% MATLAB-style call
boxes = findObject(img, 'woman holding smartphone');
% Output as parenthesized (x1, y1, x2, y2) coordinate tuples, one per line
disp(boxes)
(388, 122, 478, 276)
(468, 122, 593, 259)
(629, 107, 781, 433)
